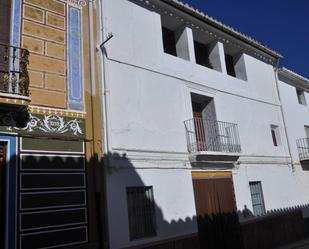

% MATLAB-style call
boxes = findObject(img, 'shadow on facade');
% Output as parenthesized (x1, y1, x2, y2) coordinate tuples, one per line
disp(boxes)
(105, 152, 309, 249)
(239, 204, 309, 249)
(6, 152, 107, 249)
(9, 152, 309, 249)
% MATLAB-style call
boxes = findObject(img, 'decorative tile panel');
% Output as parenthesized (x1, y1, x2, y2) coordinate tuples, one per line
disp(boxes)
(0, 111, 85, 138)
(11, 0, 22, 47)
(68, 7, 84, 111)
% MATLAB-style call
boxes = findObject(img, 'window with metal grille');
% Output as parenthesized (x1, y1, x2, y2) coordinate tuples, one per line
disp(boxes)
(126, 186, 156, 240)
(249, 181, 266, 216)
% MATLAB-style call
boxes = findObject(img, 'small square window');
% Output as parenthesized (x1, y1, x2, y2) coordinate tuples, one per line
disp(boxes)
(270, 125, 281, 147)
(126, 186, 156, 240)
(249, 181, 266, 216)
(296, 89, 306, 105)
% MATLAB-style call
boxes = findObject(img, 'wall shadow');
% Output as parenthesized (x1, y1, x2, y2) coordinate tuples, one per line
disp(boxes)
(105, 152, 309, 249)
(8, 151, 309, 249)
(238, 204, 309, 249)
(5, 152, 107, 249)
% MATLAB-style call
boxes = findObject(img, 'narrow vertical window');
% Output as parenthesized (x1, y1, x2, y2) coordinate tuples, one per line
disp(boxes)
(305, 126, 309, 138)
(162, 26, 177, 56)
(296, 88, 306, 105)
(271, 129, 277, 146)
(194, 41, 213, 69)
(249, 181, 266, 216)
(225, 53, 236, 77)
(270, 125, 280, 147)
(126, 186, 156, 240)
(0, 0, 12, 44)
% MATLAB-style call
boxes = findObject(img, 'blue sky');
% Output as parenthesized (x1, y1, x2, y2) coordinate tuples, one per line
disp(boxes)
(183, 0, 309, 78)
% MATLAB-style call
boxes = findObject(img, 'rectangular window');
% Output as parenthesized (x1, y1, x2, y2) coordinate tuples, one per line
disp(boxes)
(0, 0, 11, 44)
(270, 125, 280, 147)
(162, 26, 177, 56)
(225, 53, 236, 77)
(194, 41, 213, 69)
(305, 125, 309, 138)
(126, 186, 156, 240)
(249, 181, 266, 216)
(304, 126, 309, 148)
(296, 89, 306, 105)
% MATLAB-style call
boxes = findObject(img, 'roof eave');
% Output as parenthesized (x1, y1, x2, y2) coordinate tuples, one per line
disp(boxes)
(160, 0, 283, 60)
(278, 68, 309, 90)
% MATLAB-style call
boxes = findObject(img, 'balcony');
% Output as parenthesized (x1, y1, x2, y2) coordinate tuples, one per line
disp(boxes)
(184, 118, 241, 155)
(296, 138, 309, 161)
(0, 43, 30, 109)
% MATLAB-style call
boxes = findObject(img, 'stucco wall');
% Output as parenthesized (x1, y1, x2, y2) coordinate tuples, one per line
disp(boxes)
(107, 164, 198, 249)
(102, 0, 305, 248)
(278, 78, 309, 203)
(233, 164, 305, 214)
(278, 79, 309, 161)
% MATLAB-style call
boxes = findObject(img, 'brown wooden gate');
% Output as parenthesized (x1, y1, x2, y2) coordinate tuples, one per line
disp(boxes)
(192, 172, 243, 249)
(0, 142, 7, 248)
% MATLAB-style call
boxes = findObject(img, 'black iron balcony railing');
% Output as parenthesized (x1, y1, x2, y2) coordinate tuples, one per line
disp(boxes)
(0, 43, 29, 97)
(184, 118, 241, 154)
(296, 138, 309, 161)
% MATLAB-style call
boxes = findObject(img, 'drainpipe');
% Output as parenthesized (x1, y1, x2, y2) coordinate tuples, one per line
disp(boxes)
(88, 0, 98, 136)
(88, 3, 107, 248)
(96, 0, 111, 248)
(273, 59, 294, 169)
(98, 3, 112, 155)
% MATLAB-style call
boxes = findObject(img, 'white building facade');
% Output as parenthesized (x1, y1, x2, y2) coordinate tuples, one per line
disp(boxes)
(277, 68, 309, 203)
(97, 0, 309, 248)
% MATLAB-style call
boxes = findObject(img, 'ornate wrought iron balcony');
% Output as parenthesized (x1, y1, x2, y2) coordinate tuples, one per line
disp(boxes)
(0, 43, 30, 98)
(184, 118, 241, 154)
(296, 138, 309, 161)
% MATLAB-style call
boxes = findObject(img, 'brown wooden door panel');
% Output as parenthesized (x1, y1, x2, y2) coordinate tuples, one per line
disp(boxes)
(193, 111, 206, 151)
(192, 176, 243, 249)
(193, 178, 236, 215)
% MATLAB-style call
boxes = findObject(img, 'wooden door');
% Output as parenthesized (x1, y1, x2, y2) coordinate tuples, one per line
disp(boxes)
(193, 111, 206, 151)
(192, 174, 243, 249)
(0, 142, 7, 247)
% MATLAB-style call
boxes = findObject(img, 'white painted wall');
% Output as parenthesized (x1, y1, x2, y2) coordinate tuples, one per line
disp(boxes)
(107, 163, 197, 249)
(100, 0, 306, 248)
(233, 164, 305, 216)
(278, 79, 309, 161)
(278, 76, 309, 203)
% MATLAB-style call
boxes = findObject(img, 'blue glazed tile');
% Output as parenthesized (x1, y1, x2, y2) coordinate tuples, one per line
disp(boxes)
(68, 7, 84, 111)
(11, 0, 21, 47)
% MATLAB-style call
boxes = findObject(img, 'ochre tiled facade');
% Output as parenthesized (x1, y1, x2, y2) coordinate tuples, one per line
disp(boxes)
(22, 0, 67, 108)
